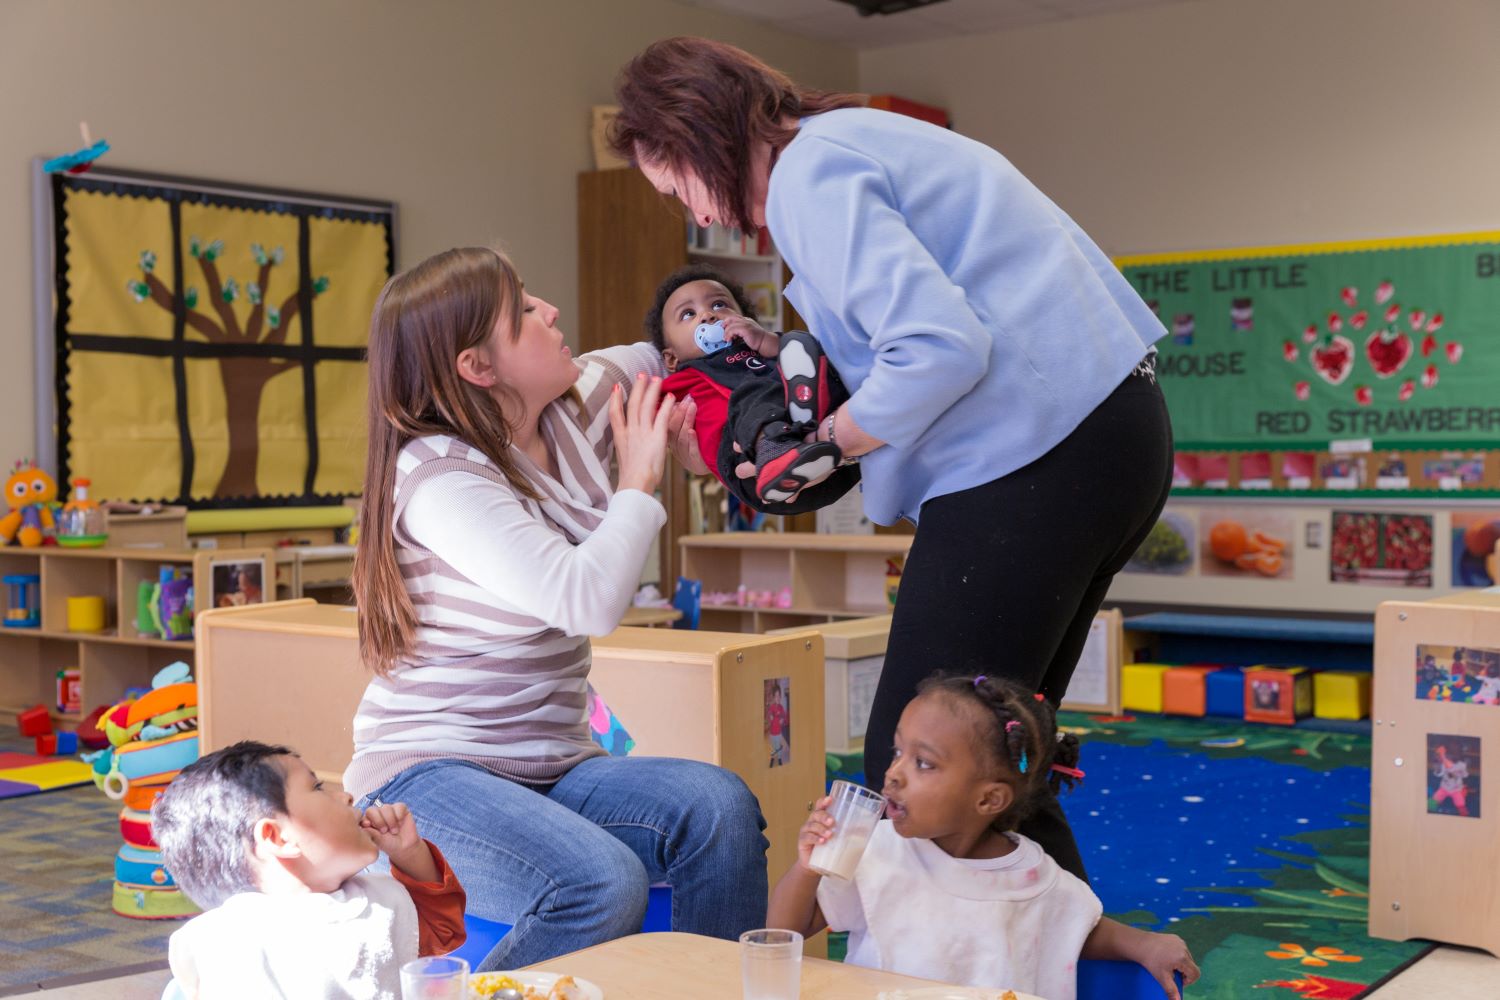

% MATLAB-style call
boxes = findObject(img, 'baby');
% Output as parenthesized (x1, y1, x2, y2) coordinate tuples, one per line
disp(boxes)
(153, 740, 466, 998)
(649, 263, 860, 512)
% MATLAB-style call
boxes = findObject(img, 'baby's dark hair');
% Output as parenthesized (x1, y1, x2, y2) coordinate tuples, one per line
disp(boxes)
(643, 263, 759, 351)
(917, 673, 1082, 831)
(151, 740, 296, 909)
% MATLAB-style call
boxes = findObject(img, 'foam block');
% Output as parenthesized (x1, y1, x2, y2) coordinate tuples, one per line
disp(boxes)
(17, 704, 51, 737)
(1162, 666, 1218, 717)
(1314, 670, 1371, 720)
(1121, 663, 1172, 713)
(1205, 667, 1246, 718)
(1244, 665, 1314, 725)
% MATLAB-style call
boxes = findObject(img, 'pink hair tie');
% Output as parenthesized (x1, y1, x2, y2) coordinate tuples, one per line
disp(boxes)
(1051, 764, 1085, 780)
(1004, 721, 1021, 733)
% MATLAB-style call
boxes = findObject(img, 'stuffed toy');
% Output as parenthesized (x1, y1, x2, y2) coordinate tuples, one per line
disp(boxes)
(0, 460, 59, 547)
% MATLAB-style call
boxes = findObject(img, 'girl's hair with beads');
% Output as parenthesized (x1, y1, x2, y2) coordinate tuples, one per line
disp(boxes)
(917, 673, 1083, 831)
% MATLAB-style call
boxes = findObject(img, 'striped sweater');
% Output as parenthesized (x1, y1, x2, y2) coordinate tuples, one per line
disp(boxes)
(344, 344, 667, 798)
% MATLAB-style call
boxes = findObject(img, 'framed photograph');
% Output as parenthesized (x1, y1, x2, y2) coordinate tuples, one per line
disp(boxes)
(194, 549, 276, 612)
(1427, 733, 1482, 819)
(764, 676, 790, 768)
(1061, 609, 1123, 714)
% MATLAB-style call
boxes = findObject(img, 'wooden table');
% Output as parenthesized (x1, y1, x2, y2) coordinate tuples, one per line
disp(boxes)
(617, 606, 682, 628)
(519, 932, 1034, 999)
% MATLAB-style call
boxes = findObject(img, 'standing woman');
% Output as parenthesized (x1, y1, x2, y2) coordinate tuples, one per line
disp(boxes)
(611, 39, 1173, 881)
(350, 247, 768, 969)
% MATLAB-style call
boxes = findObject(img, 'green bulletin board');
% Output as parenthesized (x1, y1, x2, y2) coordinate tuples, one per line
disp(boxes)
(1118, 231, 1500, 497)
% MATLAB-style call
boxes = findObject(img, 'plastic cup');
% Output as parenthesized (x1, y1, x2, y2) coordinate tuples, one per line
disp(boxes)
(740, 928, 802, 1000)
(807, 779, 886, 880)
(400, 955, 468, 1000)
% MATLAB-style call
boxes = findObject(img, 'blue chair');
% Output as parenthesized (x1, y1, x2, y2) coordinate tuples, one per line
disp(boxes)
(452, 884, 673, 970)
(1078, 958, 1183, 999)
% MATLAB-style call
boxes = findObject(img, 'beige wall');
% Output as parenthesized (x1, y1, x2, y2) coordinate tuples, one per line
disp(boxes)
(858, 0, 1500, 258)
(1, 0, 856, 466)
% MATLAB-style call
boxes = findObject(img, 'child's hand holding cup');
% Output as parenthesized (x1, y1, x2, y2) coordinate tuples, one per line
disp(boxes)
(803, 780, 886, 880)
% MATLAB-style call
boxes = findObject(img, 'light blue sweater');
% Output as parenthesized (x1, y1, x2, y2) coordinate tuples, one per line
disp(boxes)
(767, 108, 1165, 525)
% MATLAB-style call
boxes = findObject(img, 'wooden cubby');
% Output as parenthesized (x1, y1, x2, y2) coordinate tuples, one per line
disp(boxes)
(0, 545, 268, 723)
(680, 532, 913, 633)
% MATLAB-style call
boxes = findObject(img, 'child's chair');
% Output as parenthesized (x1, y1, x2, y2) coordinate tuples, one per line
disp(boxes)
(1078, 958, 1184, 1000)
(451, 884, 673, 970)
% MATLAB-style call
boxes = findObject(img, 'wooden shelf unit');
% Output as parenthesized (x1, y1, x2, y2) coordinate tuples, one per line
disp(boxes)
(0, 544, 266, 721)
(681, 533, 911, 633)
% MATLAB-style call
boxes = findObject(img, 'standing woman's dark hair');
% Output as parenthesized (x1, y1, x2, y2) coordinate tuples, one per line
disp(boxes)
(354, 247, 536, 677)
(608, 37, 863, 233)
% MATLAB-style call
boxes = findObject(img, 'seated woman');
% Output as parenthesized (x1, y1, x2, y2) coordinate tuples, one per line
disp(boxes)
(348, 246, 769, 970)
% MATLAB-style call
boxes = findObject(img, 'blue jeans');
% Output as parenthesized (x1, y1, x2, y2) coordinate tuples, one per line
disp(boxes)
(360, 755, 769, 970)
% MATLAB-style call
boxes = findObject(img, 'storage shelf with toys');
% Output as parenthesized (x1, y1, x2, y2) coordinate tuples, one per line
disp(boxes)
(0, 544, 272, 724)
(682, 533, 911, 634)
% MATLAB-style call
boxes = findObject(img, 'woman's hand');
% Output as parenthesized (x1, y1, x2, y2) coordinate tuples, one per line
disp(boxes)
(610, 374, 676, 495)
(721, 314, 779, 357)
(795, 795, 835, 873)
(666, 395, 711, 476)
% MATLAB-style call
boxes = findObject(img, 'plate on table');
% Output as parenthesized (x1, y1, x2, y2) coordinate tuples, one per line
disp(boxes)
(876, 988, 1044, 1000)
(470, 970, 604, 1000)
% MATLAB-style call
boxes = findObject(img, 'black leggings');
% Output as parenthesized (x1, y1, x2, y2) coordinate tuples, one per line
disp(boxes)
(862, 364, 1174, 882)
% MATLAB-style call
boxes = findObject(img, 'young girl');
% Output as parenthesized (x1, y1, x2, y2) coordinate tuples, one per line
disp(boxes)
(768, 674, 1199, 1000)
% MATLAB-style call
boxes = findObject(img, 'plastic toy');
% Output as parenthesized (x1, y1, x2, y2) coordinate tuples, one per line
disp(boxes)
(693, 321, 731, 355)
(0, 460, 59, 547)
(56, 668, 81, 713)
(57, 477, 108, 547)
(42, 122, 110, 175)
(17, 703, 51, 737)
(4, 573, 40, 627)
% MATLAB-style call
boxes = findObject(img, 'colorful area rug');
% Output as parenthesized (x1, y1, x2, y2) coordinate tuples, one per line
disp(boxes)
(829, 713, 1432, 998)
(0, 728, 173, 990)
(0, 750, 93, 800)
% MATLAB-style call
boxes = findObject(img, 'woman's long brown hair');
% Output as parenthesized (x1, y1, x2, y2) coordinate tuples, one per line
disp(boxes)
(609, 36, 864, 233)
(354, 247, 535, 676)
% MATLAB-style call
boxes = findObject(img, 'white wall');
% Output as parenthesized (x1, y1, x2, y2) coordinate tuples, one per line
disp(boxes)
(858, 0, 1500, 257)
(0, 0, 857, 465)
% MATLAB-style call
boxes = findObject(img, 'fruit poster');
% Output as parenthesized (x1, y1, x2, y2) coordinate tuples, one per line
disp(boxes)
(1199, 510, 1293, 580)
(1118, 232, 1500, 479)
(1329, 510, 1433, 587)
(1451, 511, 1500, 587)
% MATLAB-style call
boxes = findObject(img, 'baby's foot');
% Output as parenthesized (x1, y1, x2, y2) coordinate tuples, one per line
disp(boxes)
(778, 331, 836, 426)
(756, 439, 843, 505)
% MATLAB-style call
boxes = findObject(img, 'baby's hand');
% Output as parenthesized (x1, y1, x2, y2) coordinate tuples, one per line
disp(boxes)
(796, 795, 836, 874)
(1137, 931, 1200, 1000)
(361, 802, 434, 880)
(721, 314, 778, 356)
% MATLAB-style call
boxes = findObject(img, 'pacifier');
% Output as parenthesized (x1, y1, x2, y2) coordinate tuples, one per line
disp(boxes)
(694, 321, 731, 355)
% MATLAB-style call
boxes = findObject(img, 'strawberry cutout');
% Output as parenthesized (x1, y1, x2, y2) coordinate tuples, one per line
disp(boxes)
(1365, 329, 1412, 378)
(1311, 335, 1355, 385)
(1409, 309, 1427, 330)
(1354, 385, 1373, 406)
(1327, 312, 1344, 333)
(1282, 340, 1299, 362)
(1426, 313, 1444, 333)
(1302, 323, 1319, 344)
(1340, 286, 1359, 308)
(1294, 381, 1310, 401)
(1376, 280, 1395, 304)
(1421, 333, 1438, 357)
(1349, 310, 1368, 330)
(1398, 379, 1415, 402)
(1384, 303, 1402, 324)
(1422, 364, 1439, 389)
(1447, 341, 1463, 363)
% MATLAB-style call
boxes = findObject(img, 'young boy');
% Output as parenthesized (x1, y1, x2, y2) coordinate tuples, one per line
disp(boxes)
(152, 740, 466, 998)
(649, 263, 860, 513)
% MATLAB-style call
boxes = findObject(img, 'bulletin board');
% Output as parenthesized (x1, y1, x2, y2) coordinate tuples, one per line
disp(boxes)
(1118, 231, 1500, 499)
(1061, 609, 1123, 715)
(39, 164, 394, 508)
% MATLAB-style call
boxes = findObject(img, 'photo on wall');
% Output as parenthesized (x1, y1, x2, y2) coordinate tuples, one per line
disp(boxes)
(1199, 510, 1292, 579)
(1427, 733, 1481, 819)
(1415, 644, 1500, 704)
(1330, 511, 1433, 587)
(1451, 510, 1500, 587)
(210, 558, 267, 608)
(1123, 509, 1195, 576)
(764, 677, 790, 769)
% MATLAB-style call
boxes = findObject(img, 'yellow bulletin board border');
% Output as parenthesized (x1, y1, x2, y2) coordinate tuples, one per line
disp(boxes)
(32, 160, 395, 510)
(1115, 229, 1500, 269)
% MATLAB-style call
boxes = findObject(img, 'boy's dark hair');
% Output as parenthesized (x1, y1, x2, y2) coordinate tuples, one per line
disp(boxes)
(643, 263, 759, 352)
(151, 740, 295, 908)
(917, 674, 1083, 832)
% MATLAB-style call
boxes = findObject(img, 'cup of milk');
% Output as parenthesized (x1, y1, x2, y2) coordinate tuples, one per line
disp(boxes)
(808, 780, 886, 880)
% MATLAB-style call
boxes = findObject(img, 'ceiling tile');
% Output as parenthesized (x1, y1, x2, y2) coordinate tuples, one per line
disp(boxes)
(779, 8, 961, 48)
